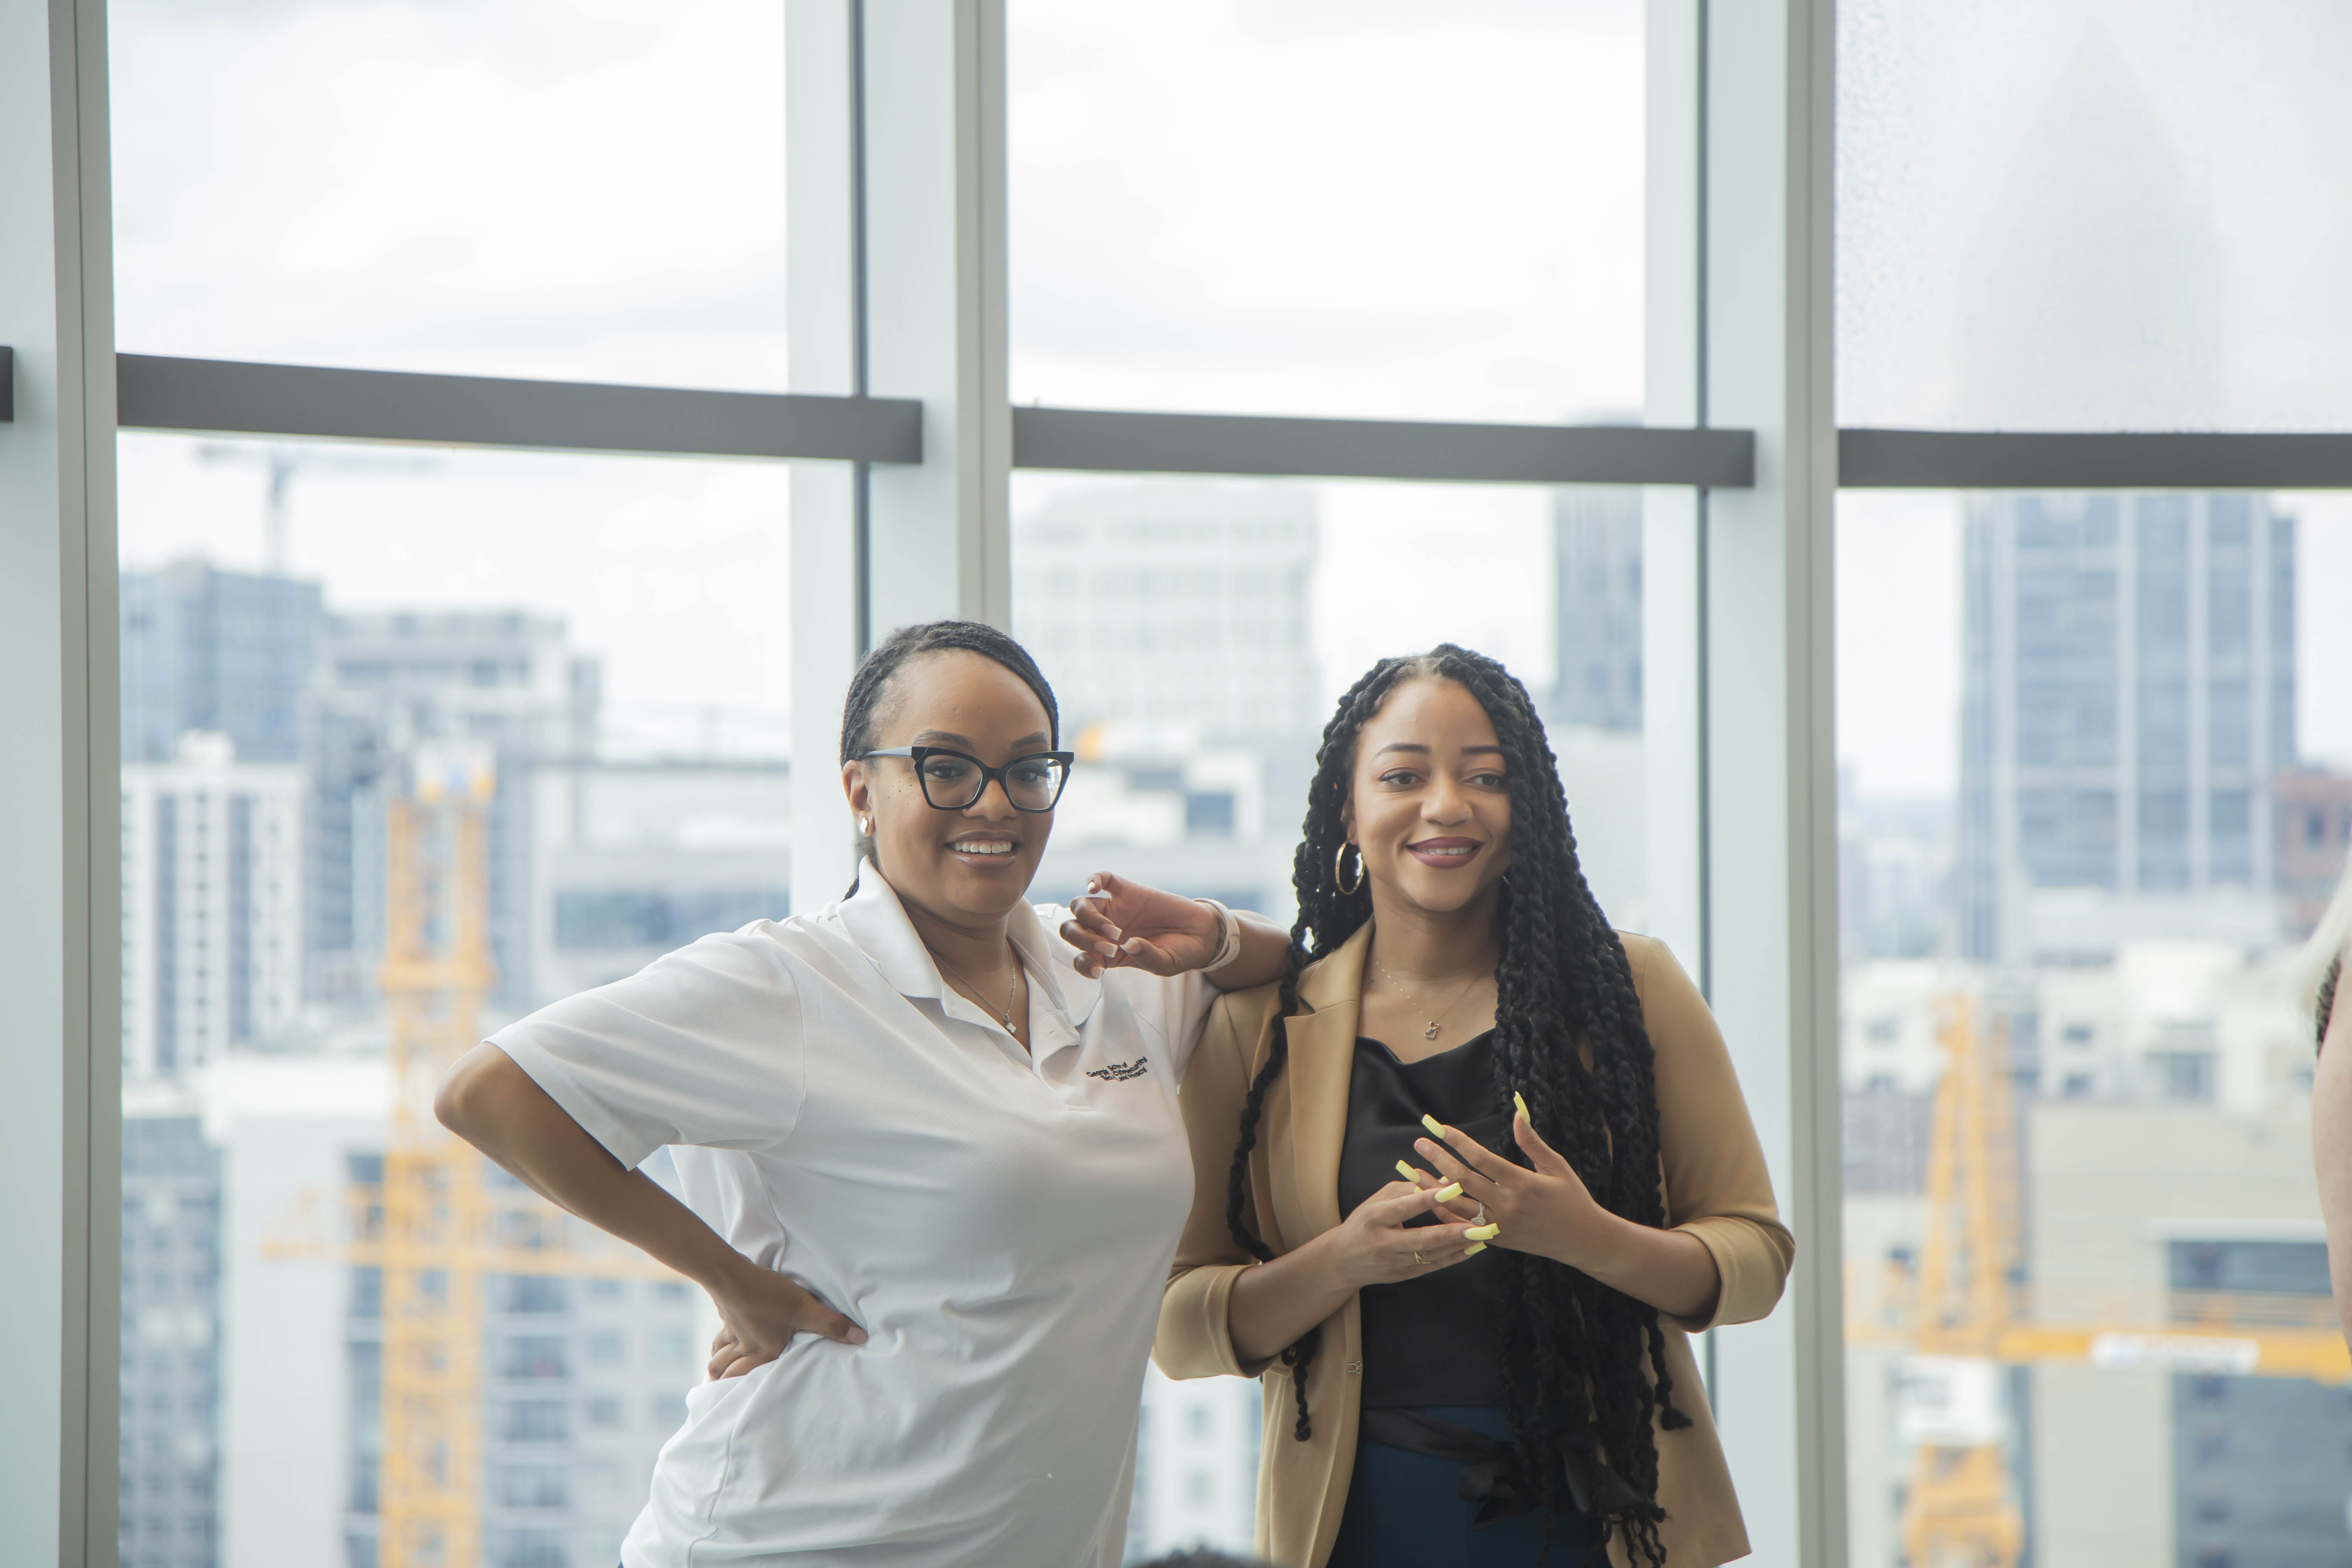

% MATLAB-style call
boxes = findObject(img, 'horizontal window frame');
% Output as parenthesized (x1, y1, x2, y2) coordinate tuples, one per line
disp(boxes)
(1010, 405, 1756, 487)
(1838, 428, 2352, 491)
(102, 357, 2352, 494)
(114, 353, 925, 465)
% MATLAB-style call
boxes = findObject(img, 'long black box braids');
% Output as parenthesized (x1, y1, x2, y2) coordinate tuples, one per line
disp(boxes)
(1224, 645, 1686, 1565)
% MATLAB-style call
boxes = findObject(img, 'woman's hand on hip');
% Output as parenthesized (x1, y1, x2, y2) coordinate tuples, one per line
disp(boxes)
(1059, 872, 1224, 978)
(704, 1256, 867, 1380)
(1320, 1179, 1484, 1289)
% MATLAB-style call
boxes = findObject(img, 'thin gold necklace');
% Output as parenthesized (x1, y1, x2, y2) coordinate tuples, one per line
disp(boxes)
(934, 942, 1026, 1036)
(1371, 955, 1490, 1041)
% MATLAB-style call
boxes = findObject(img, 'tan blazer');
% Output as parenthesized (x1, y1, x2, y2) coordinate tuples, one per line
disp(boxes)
(1155, 923, 1794, 1568)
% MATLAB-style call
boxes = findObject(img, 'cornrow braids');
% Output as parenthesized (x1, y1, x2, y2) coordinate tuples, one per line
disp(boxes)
(834, 620, 1060, 896)
(1227, 645, 1687, 1565)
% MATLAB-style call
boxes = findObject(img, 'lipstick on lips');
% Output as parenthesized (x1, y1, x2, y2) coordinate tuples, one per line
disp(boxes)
(1404, 836, 1483, 869)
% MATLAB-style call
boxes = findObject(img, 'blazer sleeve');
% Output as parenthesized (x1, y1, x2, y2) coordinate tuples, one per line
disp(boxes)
(1155, 984, 1280, 1381)
(1624, 933, 1798, 1334)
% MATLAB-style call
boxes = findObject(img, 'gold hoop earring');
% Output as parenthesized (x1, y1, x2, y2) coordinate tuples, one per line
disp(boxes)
(1333, 842, 1365, 895)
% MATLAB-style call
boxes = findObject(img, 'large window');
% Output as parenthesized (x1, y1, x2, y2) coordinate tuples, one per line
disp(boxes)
(1008, 0, 1645, 423)
(1837, 488, 2352, 1564)
(110, 0, 790, 390)
(1837, 0, 2352, 431)
(1835, 10, 2352, 1561)
(116, 435, 784, 1567)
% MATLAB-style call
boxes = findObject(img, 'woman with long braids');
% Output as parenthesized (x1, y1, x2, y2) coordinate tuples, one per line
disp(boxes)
(437, 620, 1305, 1566)
(1158, 646, 1793, 1567)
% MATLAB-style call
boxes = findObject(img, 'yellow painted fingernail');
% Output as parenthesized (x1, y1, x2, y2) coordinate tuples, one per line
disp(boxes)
(1466, 1223, 1501, 1241)
(1513, 1091, 1531, 1121)
(1433, 1182, 1463, 1202)
(1421, 1114, 1446, 1138)
(1395, 1159, 1417, 1181)
(1464, 1242, 1488, 1256)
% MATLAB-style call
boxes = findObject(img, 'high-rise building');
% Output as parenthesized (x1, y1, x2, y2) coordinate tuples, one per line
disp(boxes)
(2275, 766, 2352, 940)
(1957, 492, 2296, 964)
(304, 609, 603, 1010)
(121, 560, 323, 766)
(529, 757, 793, 1002)
(1546, 485, 1642, 734)
(121, 732, 305, 1081)
(1012, 483, 1321, 746)
(119, 1102, 223, 1568)
(1128, 1368, 1261, 1560)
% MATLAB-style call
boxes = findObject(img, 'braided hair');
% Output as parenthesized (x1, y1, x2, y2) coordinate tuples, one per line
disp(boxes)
(836, 620, 1060, 895)
(1226, 645, 1689, 1565)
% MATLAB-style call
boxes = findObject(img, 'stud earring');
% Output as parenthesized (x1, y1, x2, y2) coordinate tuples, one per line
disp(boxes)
(859, 816, 873, 836)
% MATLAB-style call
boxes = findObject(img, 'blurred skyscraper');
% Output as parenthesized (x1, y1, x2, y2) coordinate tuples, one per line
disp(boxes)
(121, 732, 305, 1081)
(303, 609, 603, 1010)
(1012, 484, 1320, 745)
(1957, 492, 2296, 965)
(119, 1105, 223, 1568)
(122, 560, 324, 766)
(1545, 486, 1642, 734)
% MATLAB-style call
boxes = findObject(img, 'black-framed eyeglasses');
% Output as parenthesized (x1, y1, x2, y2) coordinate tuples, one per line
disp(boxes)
(861, 746, 1075, 812)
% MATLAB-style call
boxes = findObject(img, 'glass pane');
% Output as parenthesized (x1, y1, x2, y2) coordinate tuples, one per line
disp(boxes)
(1014, 471, 1655, 1554)
(1838, 0, 2352, 430)
(116, 435, 787, 1566)
(1008, 1, 1645, 423)
(1837, 487, 2352, 1565)
(110, 1, 788, 391)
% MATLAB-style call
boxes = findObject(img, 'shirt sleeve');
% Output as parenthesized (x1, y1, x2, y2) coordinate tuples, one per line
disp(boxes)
(486, 925, 808, 1170)
(1625, 931, 1798, 1335)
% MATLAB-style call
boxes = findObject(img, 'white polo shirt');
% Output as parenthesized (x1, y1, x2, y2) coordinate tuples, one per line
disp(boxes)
(488, 861, 1218, 1567)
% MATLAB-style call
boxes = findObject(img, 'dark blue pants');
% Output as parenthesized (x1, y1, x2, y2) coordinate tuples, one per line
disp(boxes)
(1326, 1406, 1591, 1568)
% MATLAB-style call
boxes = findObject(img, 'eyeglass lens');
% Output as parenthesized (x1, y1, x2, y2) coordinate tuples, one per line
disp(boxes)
(917, 751, 1068, 812)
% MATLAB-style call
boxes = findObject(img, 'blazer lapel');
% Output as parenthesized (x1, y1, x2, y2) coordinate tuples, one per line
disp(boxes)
(1284, 923, 1372, 1238)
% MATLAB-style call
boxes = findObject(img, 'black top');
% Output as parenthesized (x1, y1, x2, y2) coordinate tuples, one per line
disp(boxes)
(1336, 1028, 1513, 1408)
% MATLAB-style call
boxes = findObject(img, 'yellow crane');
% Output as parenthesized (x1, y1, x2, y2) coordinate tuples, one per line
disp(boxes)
(374, 746, 498, 1568)
(270, 744, 674, 1568)
(1851, 993, 2350, 1568)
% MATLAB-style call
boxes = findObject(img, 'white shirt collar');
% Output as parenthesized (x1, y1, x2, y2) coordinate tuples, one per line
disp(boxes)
(836, 859, 1101, 1033)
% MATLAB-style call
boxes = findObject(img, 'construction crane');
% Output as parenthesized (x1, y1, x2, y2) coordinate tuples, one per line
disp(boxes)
(268, 742, 676, 1568)
(374, 743, 499, 1568)
(194, 441, 435, 576)
(1849, 993, 2351, 1568)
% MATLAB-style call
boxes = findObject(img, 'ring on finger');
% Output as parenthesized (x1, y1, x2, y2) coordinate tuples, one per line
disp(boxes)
(1412, 1251, 1424, 1267)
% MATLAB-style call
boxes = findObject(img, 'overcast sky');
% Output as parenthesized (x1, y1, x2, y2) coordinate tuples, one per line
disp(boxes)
(109, 0, 2349, 788)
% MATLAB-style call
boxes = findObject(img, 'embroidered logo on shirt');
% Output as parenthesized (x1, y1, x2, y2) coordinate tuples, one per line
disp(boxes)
(1085, 1056, 1151, 1082)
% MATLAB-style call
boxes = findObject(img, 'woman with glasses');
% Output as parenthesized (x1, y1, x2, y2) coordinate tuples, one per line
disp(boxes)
(435, 619, 1318, 1567)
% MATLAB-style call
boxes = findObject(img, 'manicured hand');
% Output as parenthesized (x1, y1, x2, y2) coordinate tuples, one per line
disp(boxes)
(1322, 1179, 1484, 1289)
(705, 1257, 866, 1379)
(1058, 872, 1224, 978)
(1412, 1102, 1620, 1272)
(1394, 1158, 1483, 1223)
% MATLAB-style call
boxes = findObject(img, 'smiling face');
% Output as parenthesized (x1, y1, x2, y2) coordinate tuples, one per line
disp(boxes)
(1341, 675, 1513, 917)
(840, 649, 1056, 929)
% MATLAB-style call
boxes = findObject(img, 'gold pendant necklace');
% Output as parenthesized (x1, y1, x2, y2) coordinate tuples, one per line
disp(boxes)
(934, 944, 1025, 1035)
(1372, 956, 1488, 1041)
